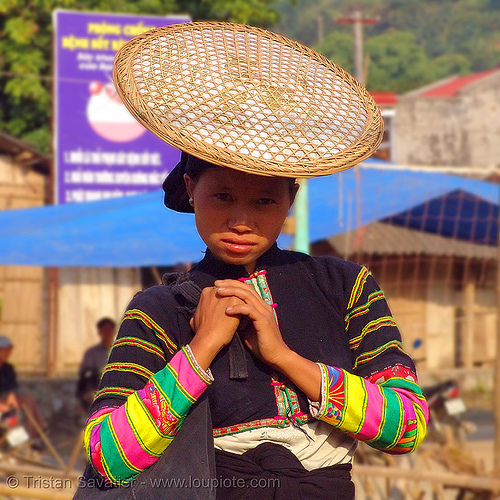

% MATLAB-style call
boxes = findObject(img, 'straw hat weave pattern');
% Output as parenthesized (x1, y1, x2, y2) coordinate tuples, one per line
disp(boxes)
(114, 22, 384, 177)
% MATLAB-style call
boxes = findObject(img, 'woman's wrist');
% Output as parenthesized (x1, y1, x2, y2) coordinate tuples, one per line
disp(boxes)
(267, 346, 298, 374)
(270, 349, 322, 402)
(188, 332, 224, 371)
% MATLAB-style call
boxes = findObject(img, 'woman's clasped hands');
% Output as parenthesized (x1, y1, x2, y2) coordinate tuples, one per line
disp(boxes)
(189, 279, 291, 371)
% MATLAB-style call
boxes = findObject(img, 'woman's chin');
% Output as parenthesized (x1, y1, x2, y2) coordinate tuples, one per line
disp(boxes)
(219, 251, 256, 266)
(210, 245, 260, 269)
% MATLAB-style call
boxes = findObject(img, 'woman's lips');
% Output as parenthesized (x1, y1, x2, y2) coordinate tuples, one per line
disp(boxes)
(221, 239, 257, 254)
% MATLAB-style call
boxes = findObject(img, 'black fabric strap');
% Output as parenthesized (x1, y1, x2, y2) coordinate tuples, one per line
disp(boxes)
(229, 332, 248, 380)
(163, 271, 249, 380)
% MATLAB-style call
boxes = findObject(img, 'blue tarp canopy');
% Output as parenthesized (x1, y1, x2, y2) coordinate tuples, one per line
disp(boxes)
(0, 162, 498, 266)
(383, 189, 498, 245)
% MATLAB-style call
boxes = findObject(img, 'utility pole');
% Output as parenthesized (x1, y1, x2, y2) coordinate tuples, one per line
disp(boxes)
(335, 10, 378, 84)
(317, 15, 324, 45)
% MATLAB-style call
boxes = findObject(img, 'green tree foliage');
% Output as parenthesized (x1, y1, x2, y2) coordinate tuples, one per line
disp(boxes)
(315, 31, 354, 73)
(377, 0, 500, 71)
(274, 0, 500, 93)
(365, 31, 433, 92)
(432, 53, 471, 80)
(0, 0, 284, 153)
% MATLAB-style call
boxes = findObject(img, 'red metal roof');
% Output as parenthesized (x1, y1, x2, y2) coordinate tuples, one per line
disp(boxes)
(370, 91, 397, 106)
(421, 69, 499, 97)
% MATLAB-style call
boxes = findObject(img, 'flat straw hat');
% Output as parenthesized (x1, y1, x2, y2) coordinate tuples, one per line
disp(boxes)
(113, 22, 384, 180)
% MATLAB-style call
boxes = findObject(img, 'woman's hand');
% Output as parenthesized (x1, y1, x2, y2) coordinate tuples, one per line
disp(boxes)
(188, 286, 244, 370)
(214, 279, 292, 368)
(213, 279, 322, 402)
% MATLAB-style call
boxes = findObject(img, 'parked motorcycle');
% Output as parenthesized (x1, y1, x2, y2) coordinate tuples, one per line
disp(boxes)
(422, 379, 475, 444)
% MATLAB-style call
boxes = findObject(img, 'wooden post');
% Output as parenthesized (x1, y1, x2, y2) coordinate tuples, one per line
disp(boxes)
(317, 15, 324, 44)
(46, 267, 59, 376)
(462, 279, 475, 368)
(495, 200, 500, 469)
(335, 12, 378, 85)
(294, 179, 309, 254)
(46, 26, 59, 377)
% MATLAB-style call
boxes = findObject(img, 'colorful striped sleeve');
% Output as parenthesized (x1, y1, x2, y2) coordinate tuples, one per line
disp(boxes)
(310, 364, 428, 453)
(84, 345, 213, 484)
(309, 265, 428, 453)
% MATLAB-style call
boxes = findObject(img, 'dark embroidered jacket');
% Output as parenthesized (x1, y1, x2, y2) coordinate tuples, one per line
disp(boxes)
(85, 244, 428, 484)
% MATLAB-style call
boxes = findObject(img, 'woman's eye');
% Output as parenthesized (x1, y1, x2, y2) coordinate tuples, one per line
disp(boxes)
(258, 198, 276, 205)
(214, 193, 232, 201)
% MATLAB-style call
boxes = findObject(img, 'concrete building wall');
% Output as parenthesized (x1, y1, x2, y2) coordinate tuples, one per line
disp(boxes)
(395, 72, 500, 169)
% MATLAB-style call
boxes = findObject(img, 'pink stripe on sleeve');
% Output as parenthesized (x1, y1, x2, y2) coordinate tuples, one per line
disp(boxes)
(170, 349, 210, 400)
(394, 387, 429, 422)
(399, 390, 418, 423)
(358, 379, 384, 439)
(87, 406, 115, 424)
(89, 425, 109, 480)
(109, 400, 158, 469)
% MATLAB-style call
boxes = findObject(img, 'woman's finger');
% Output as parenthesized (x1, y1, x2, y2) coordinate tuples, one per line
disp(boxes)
(216, 286, 268, 312)
(224, 303, 261, 322)
(215, 279, 262, 300)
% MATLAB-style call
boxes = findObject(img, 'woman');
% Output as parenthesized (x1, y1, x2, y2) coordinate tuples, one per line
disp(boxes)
(84, 22, 428, 499)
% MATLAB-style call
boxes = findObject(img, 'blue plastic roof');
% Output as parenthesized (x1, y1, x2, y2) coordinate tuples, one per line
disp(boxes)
(384, 189, 499, 246)
(0, 163, 497, 266)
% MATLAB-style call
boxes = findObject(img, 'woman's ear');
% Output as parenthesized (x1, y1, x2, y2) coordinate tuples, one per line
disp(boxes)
(184, 173, 196, 199)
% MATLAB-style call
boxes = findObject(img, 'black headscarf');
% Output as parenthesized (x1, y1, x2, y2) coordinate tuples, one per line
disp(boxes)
(162, 152, 217, 213)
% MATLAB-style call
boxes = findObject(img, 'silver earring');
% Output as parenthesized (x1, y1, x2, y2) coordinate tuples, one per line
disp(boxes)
(188, 197, 194, 206)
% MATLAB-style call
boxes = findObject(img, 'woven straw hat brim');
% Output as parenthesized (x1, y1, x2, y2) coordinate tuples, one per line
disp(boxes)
(113, 22, 384, 178)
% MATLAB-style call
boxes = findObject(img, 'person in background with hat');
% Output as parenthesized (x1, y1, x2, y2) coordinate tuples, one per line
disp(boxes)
(0, 335, 47, 439)
(82, 23, 428, 499)
(0, 335, 18, 420)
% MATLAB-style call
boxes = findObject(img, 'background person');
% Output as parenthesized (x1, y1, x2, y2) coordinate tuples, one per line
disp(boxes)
(0, 335, 47, 440)
(76, 317, 116, 411)
(0, 335, 18, 421)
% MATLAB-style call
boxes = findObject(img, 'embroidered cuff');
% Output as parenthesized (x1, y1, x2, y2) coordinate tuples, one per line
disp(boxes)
(309, 363, 343, 425)
(182, 344, 214, 384)
(152, 348, 213, 403)
(309, 362, 327, 417)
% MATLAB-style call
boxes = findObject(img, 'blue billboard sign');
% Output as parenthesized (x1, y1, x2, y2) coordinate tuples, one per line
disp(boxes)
(53, 10, 190, 203)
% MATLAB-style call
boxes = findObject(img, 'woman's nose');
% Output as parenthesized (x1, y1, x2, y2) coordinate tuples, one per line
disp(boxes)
(227, 207, 254, 232)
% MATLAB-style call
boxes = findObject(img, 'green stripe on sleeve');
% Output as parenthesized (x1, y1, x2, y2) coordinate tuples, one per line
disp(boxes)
(99, 415, 139, 482)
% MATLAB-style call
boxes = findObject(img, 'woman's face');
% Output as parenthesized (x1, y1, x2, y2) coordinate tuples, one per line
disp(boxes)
(185, 167, 298, 273)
